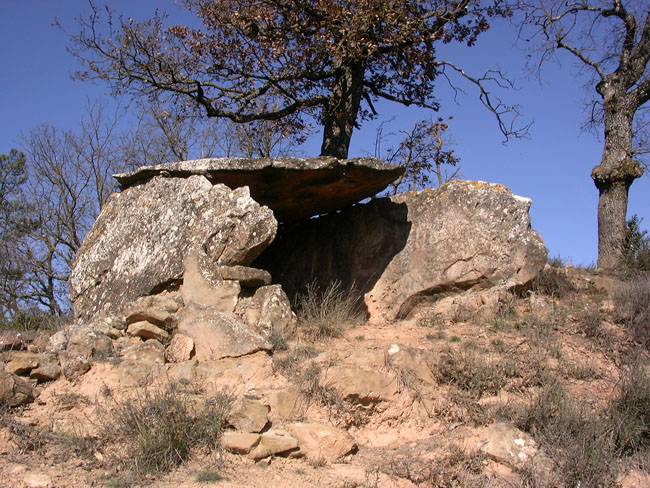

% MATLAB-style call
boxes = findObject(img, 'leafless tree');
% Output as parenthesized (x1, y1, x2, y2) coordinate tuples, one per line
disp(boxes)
(68, 0, 525, 160)
(519, 0, 649, 270)
(377, 119, 461, 194)
(120, 101, 302, 169)
(0, 150, 33, 318)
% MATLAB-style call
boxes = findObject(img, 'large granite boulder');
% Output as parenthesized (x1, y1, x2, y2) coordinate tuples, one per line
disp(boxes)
(258, 180, 547, 322)
(70, 175, 276, 320)
(114, 157, 403, 222)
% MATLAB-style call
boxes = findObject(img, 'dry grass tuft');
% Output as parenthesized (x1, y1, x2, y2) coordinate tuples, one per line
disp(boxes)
(613, 276, 650, 348)
(295, 281, 365, 340)
(97, 382, 232, 475)
(530, 266, 575, 298)
(432, 349, 517, 398)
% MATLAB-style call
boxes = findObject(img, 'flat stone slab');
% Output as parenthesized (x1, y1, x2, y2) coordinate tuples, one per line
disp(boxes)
(114, 157, 404, 222)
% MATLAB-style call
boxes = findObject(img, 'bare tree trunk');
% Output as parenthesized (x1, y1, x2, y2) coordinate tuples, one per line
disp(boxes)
(320, 62, 365, 159)
(592, 97, 644, 270)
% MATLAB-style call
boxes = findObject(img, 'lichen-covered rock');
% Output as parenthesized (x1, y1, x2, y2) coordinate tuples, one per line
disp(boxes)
(65, 326, 114, 360)
(215, 265, 272, 288)
(478, 423, 540, 467)
(69, 176, 276, 320)
(227, 397, 270, 433)
(0, 330, 27, 351)
(165, 334, 195, 363)
(180, 254, 241, 311)
(260, 180, 547, 322)
(176, 304, 272, 361)
(126, 321, 169, 342)
(248, 430, 299, 460)
(222, 432, 261, 455)
(236, 285, 296, 339)
(0, 371, 34, 407)
(114, 157, 403, 222)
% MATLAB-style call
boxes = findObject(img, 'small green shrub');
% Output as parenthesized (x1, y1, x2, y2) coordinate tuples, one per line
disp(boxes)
(295, 281, 365, 340)
(530, 267, 574, 298)
(623, 215, 650, 274)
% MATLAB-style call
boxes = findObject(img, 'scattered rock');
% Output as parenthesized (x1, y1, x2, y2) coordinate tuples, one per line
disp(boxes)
(227, 397, 270, 433)
(70, 176, 276, 320)
(165, 334, 195, 363)
(66, 326, 113, 360)
(177, 304, 272, 361)
(46, 331, 68, 353)
(222, 432, 261, 455)
(28, 331, 54, 353)
(0, 371, 34, 406)
(286, 422, 357, 463)
(260, 387, 302, 422)
(181, 254, 241, 311)
(323, 365, 396, 404)
(29, 361, 62, 382)
(249, 430, 299, 460)
(4, 352, 41, 375)
(59, 355, 91, 382)
(125, 308, 175, 329)
(22, 471, 52, 488)
(236, 285, 296, 339)
(478, 423, 539, 467)
(126, 321, 169, 342)
(215, 265, 272, 288)
(0, 330, 27, 351)
(114, 157, 403, 222)
(121, 340, 165, 364)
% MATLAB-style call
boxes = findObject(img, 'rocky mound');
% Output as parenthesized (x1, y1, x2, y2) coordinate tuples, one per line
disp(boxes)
(114, 157, 404, 222)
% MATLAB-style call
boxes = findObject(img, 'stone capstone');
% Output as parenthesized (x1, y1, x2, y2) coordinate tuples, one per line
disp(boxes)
(114, 157, 403, 222)
(259, 180, 547, 322)
(69, 176, 276, 320)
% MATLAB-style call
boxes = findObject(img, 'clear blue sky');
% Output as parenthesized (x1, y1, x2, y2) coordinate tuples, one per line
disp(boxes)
(1, 1, 648, 266)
